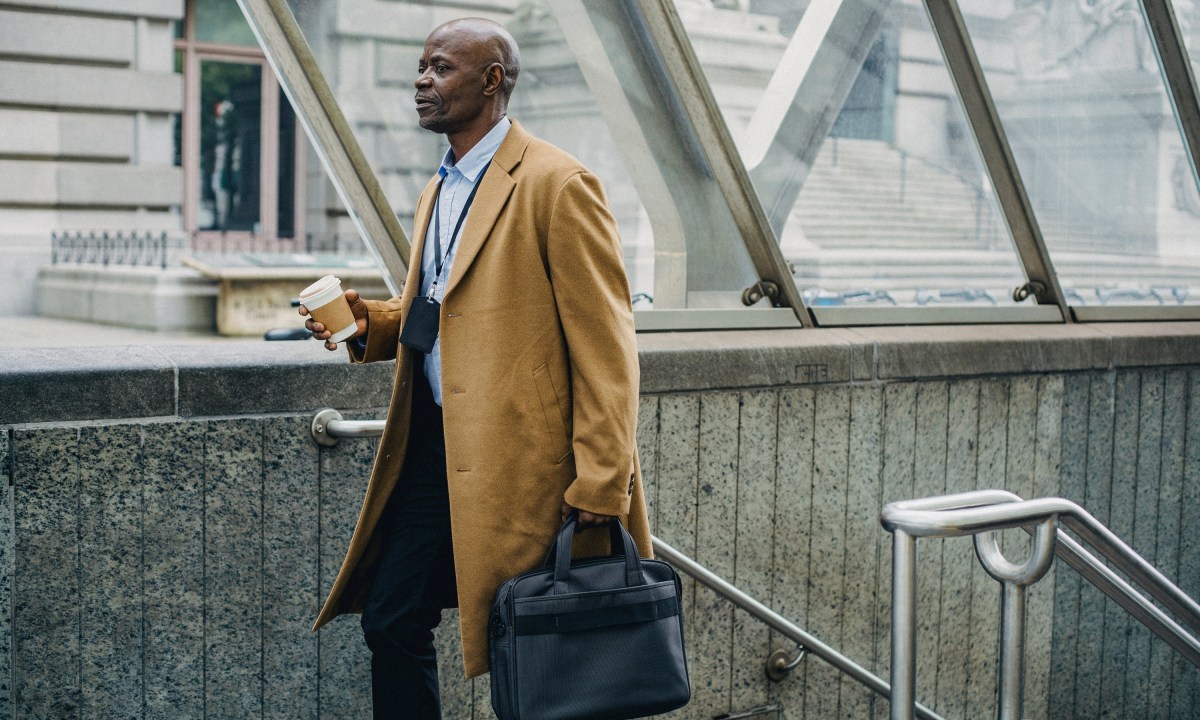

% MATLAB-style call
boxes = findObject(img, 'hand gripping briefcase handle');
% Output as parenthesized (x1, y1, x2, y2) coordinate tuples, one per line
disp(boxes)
(488, 512, 692, 720)
(544, 512, 642, 591)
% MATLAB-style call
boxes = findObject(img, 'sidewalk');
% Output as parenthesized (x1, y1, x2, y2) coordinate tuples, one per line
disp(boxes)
(3, 315, 291, 347)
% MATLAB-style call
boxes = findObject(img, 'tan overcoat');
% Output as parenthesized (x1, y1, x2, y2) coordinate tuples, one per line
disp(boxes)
(312, 120, 652, 678)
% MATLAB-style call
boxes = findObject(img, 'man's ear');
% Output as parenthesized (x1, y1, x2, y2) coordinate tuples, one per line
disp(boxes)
(482, 62, 504, 97)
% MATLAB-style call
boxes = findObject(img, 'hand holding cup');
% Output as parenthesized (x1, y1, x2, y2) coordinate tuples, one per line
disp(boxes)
(298, 275, 368, 351)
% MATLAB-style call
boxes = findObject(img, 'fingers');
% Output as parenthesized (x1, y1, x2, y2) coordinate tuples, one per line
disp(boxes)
(560, 502, 614, 528)
(302, 291, 361, 347)
(577, 511, 615, 528)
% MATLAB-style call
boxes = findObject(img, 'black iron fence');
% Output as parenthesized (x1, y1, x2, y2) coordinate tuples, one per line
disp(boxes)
(51, 230, 371, 268)
(51, 230, 179, 269)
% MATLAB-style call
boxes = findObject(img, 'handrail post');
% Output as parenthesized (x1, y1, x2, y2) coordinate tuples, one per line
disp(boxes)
(997, 581, 1026, 720)
(973, 519, 1056, 720)
(890, 529, 918, 720)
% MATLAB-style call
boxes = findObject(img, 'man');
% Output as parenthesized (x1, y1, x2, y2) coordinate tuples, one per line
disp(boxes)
(301, 17, 652, 719)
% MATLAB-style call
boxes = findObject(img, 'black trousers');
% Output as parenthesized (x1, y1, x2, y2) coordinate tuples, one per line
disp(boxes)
(361, 369, 457, 720)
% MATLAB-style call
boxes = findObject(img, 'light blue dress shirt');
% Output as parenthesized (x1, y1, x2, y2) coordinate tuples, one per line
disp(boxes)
(421, 116, 511, 406)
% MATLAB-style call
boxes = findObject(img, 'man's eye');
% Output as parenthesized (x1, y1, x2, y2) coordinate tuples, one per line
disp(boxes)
(437, 65, 449, 73)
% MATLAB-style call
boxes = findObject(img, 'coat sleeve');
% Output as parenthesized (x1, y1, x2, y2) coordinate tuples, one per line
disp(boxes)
(345, 297, 405, 364)
(548, 171, 640, 518)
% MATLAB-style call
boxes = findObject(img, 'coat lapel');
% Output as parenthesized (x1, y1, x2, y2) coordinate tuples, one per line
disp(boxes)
(405, 176, 440, 299)
(442, 120, 530, 300)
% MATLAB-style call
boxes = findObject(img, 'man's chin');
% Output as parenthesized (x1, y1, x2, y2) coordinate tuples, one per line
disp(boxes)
(418, 116, 449, 134)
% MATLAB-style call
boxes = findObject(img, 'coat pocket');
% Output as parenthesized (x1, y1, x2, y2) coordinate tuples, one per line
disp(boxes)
(532, 363, 570, 464)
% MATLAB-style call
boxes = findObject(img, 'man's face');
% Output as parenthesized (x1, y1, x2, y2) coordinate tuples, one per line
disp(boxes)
(414, 28, 490, 135)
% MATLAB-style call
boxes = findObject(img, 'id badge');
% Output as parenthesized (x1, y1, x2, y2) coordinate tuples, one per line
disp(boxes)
(399, 296, 440, 353)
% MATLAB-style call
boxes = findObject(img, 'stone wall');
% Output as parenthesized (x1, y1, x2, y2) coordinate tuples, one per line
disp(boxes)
(2, 325, 1200, 718)
(0, 0, 184, 315)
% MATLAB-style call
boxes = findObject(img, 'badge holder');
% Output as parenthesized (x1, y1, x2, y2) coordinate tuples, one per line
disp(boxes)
(400, 296, 441, 353)
(400, 161, 490, 355)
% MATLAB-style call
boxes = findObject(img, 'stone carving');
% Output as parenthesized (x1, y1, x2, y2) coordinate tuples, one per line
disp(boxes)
(1010, 0, 1152, 78)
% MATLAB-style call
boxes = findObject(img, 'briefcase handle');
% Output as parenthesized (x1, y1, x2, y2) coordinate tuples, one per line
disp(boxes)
(546, 511, 644, 594)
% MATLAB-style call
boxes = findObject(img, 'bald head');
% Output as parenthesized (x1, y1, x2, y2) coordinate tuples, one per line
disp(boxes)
(429, 18, 521, 100)
(414, 17, 522, 155)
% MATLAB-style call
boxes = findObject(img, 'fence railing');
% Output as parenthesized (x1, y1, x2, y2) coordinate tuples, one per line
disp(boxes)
(51, 230, 179, 269)
(50, 230, 374, 269)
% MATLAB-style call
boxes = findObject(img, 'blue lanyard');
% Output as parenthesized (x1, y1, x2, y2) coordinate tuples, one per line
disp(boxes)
(430, 161, 490, 295)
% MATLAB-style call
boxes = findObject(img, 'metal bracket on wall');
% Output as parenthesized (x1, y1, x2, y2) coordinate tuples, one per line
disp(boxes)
(923, 0, 1069, 322)
(310, 408, 386, 447)
(742, 280, 781, 307)
(310, 408, 343, 447)
(1011, 281, 1047, 303)
(766, 645, 807, 681)
(617, 0, 816, 327)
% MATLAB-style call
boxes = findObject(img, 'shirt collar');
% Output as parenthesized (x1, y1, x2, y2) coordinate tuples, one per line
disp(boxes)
(438, 116, 512, 182)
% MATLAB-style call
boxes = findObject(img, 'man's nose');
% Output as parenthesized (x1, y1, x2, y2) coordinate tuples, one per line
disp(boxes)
(415, 70, 432, 89)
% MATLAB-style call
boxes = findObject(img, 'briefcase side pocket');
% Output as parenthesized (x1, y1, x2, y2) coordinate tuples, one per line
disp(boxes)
(490, 583, 520, 720)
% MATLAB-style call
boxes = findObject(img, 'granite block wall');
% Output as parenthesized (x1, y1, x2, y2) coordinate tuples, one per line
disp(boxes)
(0, 0, 183, 315)
(2, 362, 1200, 717)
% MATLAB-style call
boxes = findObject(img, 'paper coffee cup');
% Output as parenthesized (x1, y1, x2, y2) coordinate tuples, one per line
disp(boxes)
(299, 275, 357, 343)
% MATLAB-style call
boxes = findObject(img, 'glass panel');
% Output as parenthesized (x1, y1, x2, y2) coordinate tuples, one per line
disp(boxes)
(199, 60, 262, 233)
(283, 0, 763, 311)
(532, 4, 761, 308)
(195, 0, 259, 47)
(277, 87, 296, 240)
(958, 0, 1200, 307)
(679, 0, 1028, 308)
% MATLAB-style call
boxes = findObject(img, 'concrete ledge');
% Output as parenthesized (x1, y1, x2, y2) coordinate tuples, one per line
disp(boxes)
(3, 322, 1200, 425)
(1094, 322, 1200, 368)
(637, 329, 869, 392)
(159, 344, 396, 417)
(844, 324, 1115, 380)
(0, 346, 175, 425)
(0, 343, 395, 425)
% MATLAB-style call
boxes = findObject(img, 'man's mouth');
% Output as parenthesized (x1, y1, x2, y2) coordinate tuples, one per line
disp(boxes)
(415, 96, 437, 110)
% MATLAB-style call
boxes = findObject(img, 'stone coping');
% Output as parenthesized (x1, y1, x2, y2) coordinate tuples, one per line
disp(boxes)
(2, 322, 1199, 425)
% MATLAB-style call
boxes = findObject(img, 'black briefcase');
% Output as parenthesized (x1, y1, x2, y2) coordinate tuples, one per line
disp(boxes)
(488, 512, 691, 720)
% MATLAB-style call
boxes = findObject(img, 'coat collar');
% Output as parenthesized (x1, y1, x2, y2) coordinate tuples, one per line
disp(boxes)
(443, 119, 529, 299)
(408, 119, 531, 301)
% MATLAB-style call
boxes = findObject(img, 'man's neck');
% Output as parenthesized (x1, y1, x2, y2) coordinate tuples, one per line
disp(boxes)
(446, 114, 505, 163)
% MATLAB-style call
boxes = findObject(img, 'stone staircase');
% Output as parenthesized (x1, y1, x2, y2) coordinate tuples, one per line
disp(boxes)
(793, 137, 1000, 252)
(782, 138, 1200, 301)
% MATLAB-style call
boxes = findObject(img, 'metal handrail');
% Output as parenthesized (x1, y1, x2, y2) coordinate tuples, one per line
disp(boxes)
(310, 409, 944, 720)
(881, 490, 1200, 720)
(653, 539, 943, 720)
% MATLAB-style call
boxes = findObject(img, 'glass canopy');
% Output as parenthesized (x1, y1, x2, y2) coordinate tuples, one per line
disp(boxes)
(681, 0, 1028, 309)
(239, 0, 1200, 326)
(958, 0, 1200, 308)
